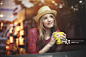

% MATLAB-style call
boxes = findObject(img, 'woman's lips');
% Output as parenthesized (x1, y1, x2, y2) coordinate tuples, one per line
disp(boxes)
(48, 22, 52, 25)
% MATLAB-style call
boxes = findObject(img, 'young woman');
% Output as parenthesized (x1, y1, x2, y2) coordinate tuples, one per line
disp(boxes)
(28, 6, 66, 54)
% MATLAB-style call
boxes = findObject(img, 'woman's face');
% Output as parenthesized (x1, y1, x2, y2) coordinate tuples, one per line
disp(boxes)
(42, 14, 54, 29)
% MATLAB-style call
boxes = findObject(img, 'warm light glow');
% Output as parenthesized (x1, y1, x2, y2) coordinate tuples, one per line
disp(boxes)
(1, 22, 3, 26)
(19, 16, 24, 22)
(1, 3, 3, 4)
(10, 36, 13, 43)
(20, 48, 23, 51)
(55, 3, 57, 6)
(0, 2, 3, 5)
(15, 26, 20, 32)
(14, 20, 18, 25)
(71, 6, 74, 9)
(6, 40, 10, 44)
(20, 25, 23, 30)
(16, 38, 18, 46)
(59, 4, 63, 8)
(52, 1, 55, 3)
(6, 45, 9, 49)
(79, 1, 82, 3)
(20, 22, 23, 29)
(9, 27, 13, 33)
(74, 8, 76, 11)
(20, 30, 24, 36)
(17, 26, 20, 31)
(0, 14, 3, 17)
(14, 31, 18, 35)
(19, 36, 24, 45)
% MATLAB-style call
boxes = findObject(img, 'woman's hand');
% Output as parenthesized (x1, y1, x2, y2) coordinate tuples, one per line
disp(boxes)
(48, 32, 56, 47)
(48, 32, 66, 46)
(56, 32, 66, 39)
(55, 32, 67, 44)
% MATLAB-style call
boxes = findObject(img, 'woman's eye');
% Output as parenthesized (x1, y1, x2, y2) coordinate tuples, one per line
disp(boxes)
(50, 16, 53, 18)
(44, 17, 47, 19)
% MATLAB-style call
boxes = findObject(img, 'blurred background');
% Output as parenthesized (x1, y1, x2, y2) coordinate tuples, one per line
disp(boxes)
(0, 0, 86, 55)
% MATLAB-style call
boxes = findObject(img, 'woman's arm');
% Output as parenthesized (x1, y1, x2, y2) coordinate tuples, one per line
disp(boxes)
(39, 43, 52, 53)
(39, 33, 56, 53)
(28, 29, 39, 54)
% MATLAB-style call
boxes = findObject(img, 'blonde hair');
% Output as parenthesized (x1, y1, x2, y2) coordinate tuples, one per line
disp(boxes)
(38, 14, 58, 50)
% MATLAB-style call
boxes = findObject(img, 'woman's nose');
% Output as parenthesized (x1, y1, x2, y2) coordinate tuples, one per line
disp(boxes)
(48, 18, 51, 21)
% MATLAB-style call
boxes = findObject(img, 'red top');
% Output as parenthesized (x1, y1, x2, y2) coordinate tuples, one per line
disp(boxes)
(28, 28, 60, 54)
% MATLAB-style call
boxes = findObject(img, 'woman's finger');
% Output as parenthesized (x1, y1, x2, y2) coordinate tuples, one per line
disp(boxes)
(60, 35, 66, 39)
(63, 33, 66, 36)
(57, 35, 60, 39)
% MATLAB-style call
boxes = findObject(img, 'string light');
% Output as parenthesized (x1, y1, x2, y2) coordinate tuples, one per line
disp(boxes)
(55, 3, 57, 6)
(52, 1, 55, 3)
(0, 14, 3, 17)
(71, 6, 74, 9)
(0, 2, 3, 5)
(79, 0, 82, 3)
(59, 4, 63, 8)
(6, 45, 9, 51)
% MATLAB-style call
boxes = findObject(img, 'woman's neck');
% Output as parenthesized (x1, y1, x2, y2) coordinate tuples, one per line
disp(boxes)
(44, 28, 51, 40)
